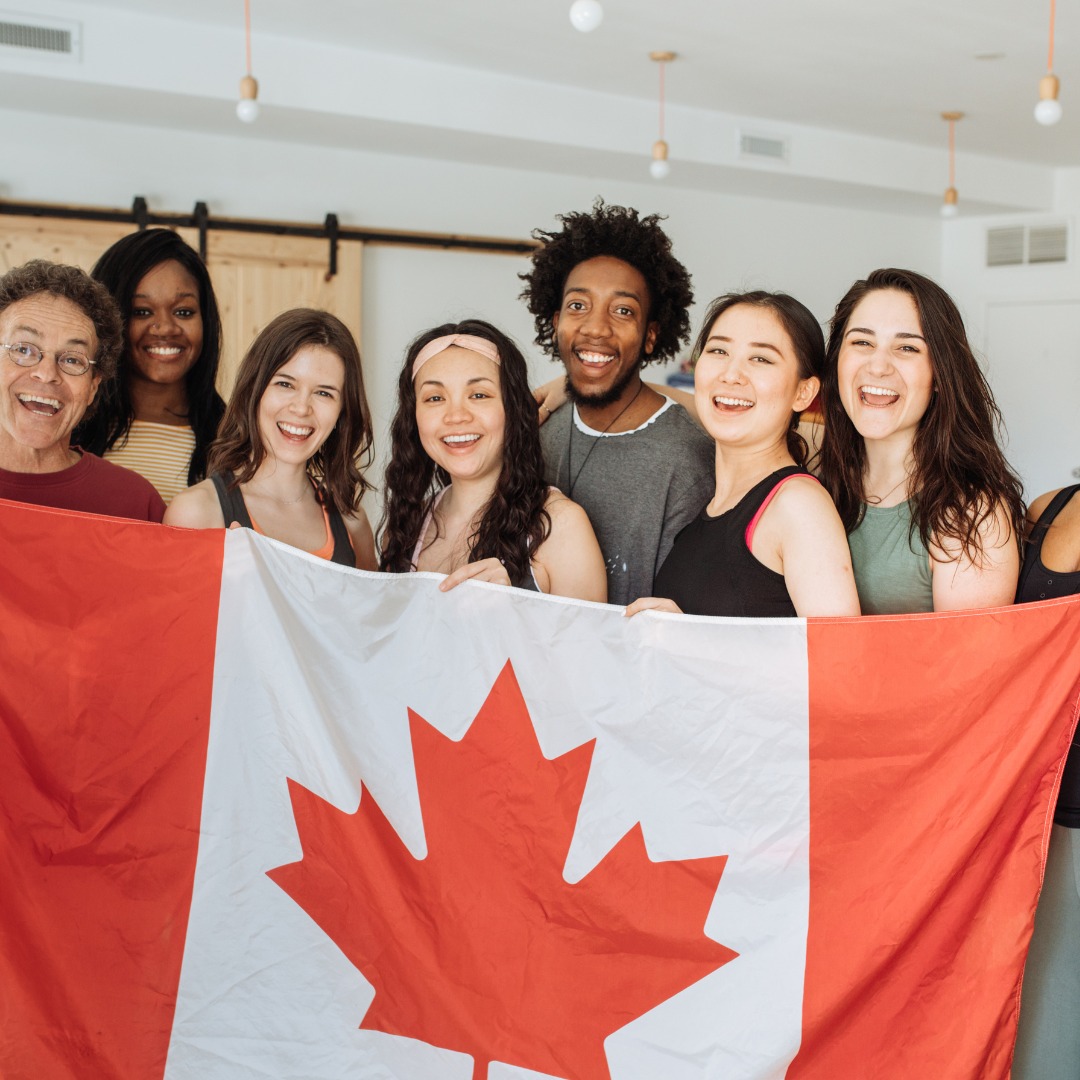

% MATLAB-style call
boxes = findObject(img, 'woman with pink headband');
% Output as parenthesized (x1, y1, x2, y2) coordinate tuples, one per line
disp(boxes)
(380, 319, 606, 600)
(166, 308, 377, 568)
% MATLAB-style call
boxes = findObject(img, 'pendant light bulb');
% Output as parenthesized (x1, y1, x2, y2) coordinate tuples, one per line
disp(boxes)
(648, 52, 676, 182)
(237, 74, 259, 123)
(1035, 3, 1063, 125)
(939, 111, 962, 219)
(1035, 74, 1062, 125)
(650, 140, 670, 180)
(569, 0, 603, 33)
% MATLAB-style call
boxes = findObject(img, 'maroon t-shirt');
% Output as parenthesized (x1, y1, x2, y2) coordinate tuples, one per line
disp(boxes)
(0, 452, 166, 523)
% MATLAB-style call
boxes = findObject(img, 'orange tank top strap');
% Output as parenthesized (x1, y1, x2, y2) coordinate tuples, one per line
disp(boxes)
(247, 501, 335, 560)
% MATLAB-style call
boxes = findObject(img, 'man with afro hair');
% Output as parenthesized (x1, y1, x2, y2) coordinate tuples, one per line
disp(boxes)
(520, 201, 713, 605)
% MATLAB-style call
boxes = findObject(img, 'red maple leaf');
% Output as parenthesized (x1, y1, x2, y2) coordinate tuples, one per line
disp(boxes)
(268, 660, 734, 1080)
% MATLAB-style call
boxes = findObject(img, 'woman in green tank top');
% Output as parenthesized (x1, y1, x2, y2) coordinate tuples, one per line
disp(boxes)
(816, 269, 1024, 614)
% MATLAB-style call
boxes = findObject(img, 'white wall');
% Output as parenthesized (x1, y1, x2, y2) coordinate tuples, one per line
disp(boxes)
(1, 106, 944, 495)
(939, 197, 1080, 499)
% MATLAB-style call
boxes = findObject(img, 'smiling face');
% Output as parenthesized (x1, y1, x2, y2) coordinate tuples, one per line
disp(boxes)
(551, 256, 657, 409)
(0, 293, 101, 469)
(693, 303, 817, 451)
(414, 346, 505, 486)
(256, 345, 345, 465)
(127, 260, 204, 388)
(836, 289, 934, 448)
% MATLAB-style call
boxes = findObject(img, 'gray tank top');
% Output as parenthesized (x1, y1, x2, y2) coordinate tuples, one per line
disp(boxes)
(848, 500, 933, 614)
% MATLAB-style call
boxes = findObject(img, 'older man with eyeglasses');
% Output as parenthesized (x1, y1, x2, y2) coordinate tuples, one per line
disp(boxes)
(0, 260, 165, 521)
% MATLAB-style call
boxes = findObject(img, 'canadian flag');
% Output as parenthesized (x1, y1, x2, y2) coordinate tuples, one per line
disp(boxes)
(1, 500, 1077, 1080)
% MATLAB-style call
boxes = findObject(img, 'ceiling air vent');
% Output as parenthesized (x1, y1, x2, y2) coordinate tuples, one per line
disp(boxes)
(0, 12, 80, 59)
(987, 223, 1068, 267)
(739, 132, 788, 162)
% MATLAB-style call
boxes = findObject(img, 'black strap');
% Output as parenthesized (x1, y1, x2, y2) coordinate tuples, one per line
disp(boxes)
(1029, 485, 1079, 548)
(211, 471, 355, 567)
(210, 472, 252, 529)
(325, 501, 354, 567)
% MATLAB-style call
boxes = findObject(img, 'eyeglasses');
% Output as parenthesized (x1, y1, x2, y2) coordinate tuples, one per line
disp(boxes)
(1, 342, 96, 377)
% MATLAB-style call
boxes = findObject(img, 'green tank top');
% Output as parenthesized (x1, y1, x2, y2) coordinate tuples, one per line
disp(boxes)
(848, 500, 934, 615)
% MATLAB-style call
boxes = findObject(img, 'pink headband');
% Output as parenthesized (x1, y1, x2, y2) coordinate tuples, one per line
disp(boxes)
(412, 333, 501, 378)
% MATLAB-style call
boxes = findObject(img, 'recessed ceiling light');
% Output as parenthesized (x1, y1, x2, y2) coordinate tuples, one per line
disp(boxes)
(974, 52, 1006, 61)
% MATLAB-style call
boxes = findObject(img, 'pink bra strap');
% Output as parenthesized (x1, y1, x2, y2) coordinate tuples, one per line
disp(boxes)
(744, 473, 819, 551)
(411, 487, 449, 569)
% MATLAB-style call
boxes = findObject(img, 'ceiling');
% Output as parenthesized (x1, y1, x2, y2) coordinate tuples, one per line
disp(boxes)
(69, 0, 1078, 165)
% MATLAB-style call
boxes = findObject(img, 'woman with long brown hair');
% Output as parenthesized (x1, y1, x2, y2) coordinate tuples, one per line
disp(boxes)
(165, 308, 376, 568)
(817, 268, 1023, 613)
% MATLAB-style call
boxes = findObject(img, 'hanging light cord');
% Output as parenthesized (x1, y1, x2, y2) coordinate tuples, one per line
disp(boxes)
(658, 59, 666, 141)
(244, 0, 253, 76)
(1048, 0, 1056, 71)
(948, 118, 956, 189)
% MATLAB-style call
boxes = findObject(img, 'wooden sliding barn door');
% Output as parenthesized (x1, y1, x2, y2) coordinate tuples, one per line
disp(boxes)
(200, 232, 362, 397)
(0, 216, 362, 400)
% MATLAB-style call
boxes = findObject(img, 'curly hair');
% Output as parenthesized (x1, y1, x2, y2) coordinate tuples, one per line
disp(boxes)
(75, 229, 225, 485)
(817, 268, 1025, 563)
(0, 259, 123, 389)
(691, 290, 825, 466)
(208, 308, 373, 514)
(519, 199, 693, 365)
(380, 319, 550, 585)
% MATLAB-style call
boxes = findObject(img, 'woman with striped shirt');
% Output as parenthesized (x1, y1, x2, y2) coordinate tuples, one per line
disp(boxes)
(74, 229, 225, 503)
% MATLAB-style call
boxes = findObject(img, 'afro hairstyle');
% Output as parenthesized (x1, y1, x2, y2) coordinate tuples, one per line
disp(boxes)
(519, 199, 694, 367)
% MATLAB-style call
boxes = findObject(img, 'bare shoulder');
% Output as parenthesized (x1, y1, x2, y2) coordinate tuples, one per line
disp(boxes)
(768, 474, 838, 520)
(1028, 488, 1064, 526)
(343, 505, 378, 571)
(544, 488, 584, 520)
(931, 496, 1017, 564)
(163, 480, 225, 528)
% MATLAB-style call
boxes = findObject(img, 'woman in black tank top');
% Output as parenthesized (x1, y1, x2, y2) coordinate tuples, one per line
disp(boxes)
(164, 309, 377, 569)
(1010, 484, 1080, 1080)
(627, 292, 860, 619)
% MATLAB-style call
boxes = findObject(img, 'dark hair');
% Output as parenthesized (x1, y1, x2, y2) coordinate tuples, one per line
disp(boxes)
(691, 290, 824, 466)
(380, 319, 550, 584)
(0, 259, 123, 388)
(208, 308, 373, 514)
(818, 268, 1024, 561)
(519, 199, 694, 365)
(75, 229, 226, 485)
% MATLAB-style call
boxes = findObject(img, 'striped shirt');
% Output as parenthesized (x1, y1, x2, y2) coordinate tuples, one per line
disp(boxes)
(102, 421, 197, 504)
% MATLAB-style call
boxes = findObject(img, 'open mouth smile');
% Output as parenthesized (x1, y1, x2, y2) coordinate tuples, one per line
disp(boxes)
(574, 349, 615, 368)
(859, 384, 901, 407)
(712, 395, 754, 411)
(277, 422, 314, 442)
(17, 393, 62, 416)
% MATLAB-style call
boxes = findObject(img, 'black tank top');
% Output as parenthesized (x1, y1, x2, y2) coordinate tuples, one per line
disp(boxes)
(209, 472, 355, 568)
(1015, 483, 1080, 828)
(653, 466, 809, 618)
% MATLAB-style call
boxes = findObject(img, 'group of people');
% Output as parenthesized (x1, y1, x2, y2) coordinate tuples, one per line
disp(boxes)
(1, 202, 1077, 1076)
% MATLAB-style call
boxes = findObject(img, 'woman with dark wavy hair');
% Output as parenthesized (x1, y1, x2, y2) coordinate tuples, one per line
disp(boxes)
(74, 229, 226, 502)
(380, 319, 605, 600)
(165, 308, 376, 569)
(817, 268, 1023, 613)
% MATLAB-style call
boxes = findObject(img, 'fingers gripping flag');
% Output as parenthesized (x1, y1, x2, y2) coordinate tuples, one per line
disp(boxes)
(1, 501, 1077, 1080)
